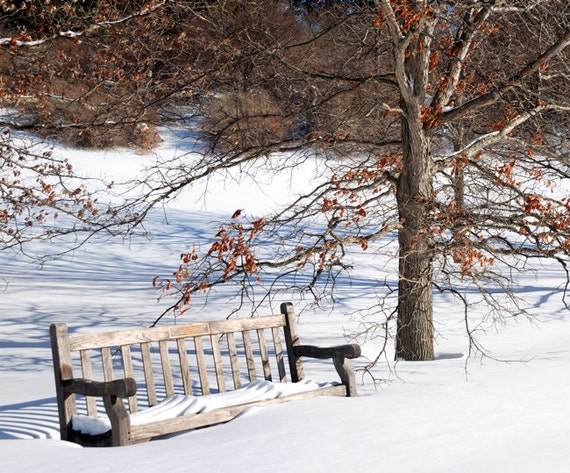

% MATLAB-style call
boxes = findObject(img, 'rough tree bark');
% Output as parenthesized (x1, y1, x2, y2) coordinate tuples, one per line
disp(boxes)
(386, 0, 436, 360)
(396, 114, 435, 360)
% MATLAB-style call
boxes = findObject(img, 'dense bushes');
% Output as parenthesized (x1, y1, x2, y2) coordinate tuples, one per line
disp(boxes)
(0, 0, 394, 151)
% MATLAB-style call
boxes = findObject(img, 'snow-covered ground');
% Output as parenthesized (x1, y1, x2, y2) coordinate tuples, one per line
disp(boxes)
(2, 133, 570, 472)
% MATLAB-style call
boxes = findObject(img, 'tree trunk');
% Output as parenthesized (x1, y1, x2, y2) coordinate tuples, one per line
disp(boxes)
(395, 111, 435, 361)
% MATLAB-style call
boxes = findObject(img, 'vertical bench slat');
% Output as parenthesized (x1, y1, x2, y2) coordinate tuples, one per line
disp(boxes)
(176, 338, 192, 395)
(80, 349, 98, 416)
(159, 340, 175, 397)
(101, 347, 113, 382)
(120, 345, 138, 413)
(257, 328, 272, 381)
(242, 330, 257, 382)
(281, 302, 304, 382)
(194, 337, 210, 395)
(140, 342, 158, 407)
(50, 323, 77, 441)
(226, 332, 242, 389)
(271, 327, 287, 383)
(210, 335, 226, 393)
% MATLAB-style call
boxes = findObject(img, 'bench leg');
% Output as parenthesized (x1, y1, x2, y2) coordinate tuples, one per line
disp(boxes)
(103, 394, 131, 446)
(333, 356, 357, 397)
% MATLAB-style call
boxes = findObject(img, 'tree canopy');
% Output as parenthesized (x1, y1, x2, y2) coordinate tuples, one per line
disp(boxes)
(2, 0, 570, 361)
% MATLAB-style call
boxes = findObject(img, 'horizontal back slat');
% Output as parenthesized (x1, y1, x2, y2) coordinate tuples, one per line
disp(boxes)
(68, 315, 287, 351)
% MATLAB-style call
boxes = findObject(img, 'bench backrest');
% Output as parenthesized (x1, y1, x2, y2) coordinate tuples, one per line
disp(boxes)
(50, 303, 304, 419)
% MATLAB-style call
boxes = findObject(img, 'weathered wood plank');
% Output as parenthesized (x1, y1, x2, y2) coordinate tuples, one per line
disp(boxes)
(63, 378, 137, 398)
(242, 330, 257, 382)
(176, 338, 192, 395)
(210, 335, 226, 393)
(79, 349, 97, 416)
(207, 316, 285, 335)
(294, 344, 361, 360)
(103, 393, 132, 447)
(333, 357, 358, 397)
(140, 342, 157, 407)
(271, 327, 287, 383)
(50, 323, 77, 441)
(281, 302, 304, 382)
(120, 344, 138, 413)
(101, 347, 113, 382)
(69, 324, 210, 351)
(257, 329, 272, 381)
(68, 316, 286, 351)
(194, 337, 210, 396)
(226, 332, 242, 389)
(159, 340, 175, 397)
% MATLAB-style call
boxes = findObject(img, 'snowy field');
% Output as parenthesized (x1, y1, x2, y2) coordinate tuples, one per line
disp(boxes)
(2, 132, 570, 472)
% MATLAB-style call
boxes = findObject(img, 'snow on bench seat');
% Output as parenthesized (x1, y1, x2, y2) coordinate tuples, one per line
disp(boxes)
(72, 380, 334, 436)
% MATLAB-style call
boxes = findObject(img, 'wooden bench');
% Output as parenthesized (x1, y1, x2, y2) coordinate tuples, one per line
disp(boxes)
(50, 302, 361, 447)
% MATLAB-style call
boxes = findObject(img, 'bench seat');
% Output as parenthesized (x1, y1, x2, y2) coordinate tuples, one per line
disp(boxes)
(72, 379, 338, 436)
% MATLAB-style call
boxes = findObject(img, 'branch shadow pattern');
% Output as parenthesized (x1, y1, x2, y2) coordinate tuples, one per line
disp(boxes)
(0, 398, 60, 440)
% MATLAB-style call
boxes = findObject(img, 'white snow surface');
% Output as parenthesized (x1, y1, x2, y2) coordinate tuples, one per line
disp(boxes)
(2, 132, 570, 472)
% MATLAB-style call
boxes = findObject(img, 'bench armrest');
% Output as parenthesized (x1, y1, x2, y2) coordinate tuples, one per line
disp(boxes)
(292, 343, 360, 397)
(63, 378, 137, 398)
(293, 344, 361, 360)
(62, 377, 136, 446)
